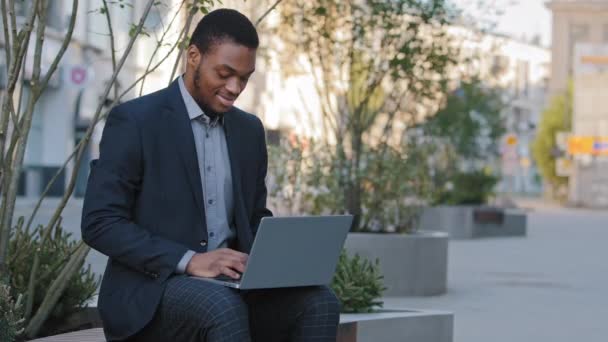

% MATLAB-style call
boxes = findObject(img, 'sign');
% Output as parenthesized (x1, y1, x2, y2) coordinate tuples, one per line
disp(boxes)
(506, 134, 518, 146)
(556, 158, 573, 177)
(64, 64, 94, 89)
(594, 137, 608, 156)
(567, 136, 608, 156)
(567, 136, 595, 155)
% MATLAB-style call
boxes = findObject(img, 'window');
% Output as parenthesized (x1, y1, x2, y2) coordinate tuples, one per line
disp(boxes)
(568, 24, 590, 75)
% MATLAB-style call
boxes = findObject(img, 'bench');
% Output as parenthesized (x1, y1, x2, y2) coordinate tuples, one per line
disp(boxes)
(28, 324, 356, 342)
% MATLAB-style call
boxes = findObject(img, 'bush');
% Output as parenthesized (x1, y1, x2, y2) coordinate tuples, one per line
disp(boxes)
(7, 218, 100, 337)
(531, 84, 572, 200)
(267, 137, 434, 233)
(432, 170, 499, 205)
(331, 251, 386, 313)
(0, 282, 24, 342)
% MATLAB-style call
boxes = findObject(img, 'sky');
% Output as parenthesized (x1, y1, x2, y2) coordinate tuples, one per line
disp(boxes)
(450, 0, 553, 47)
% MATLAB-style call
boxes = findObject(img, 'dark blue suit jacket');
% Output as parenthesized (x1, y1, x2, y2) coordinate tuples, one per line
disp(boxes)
(81, 79, 273, 341)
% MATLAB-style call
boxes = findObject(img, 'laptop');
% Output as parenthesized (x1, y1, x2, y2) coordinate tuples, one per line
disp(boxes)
(191, 215, 353, 290)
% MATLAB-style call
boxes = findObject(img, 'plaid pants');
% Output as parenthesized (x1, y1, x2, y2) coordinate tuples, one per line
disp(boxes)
(129, 275, 340, 342)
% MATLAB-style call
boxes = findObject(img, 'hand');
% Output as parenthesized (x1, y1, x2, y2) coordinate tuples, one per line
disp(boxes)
(185, 248, 248, 279)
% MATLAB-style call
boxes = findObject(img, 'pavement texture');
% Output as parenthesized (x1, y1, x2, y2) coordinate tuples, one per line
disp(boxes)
(385, 201, 608, 342)
(12, 196, 608, 341)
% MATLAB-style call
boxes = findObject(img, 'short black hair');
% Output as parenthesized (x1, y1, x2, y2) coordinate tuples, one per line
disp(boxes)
(189, 8, 259, 55)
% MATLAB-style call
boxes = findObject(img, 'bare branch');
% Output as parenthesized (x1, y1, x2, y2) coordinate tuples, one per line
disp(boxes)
(140, 0, 186, 96)
(256, 0, 283, 26)
(25, 16, 188, 233)
(1, 0, 12, 66)
(102, 0, 118, 100)
(0, 0, 39, 178)
(30, 0, 48, 90)
(37, 0, 78, 94)
(0, 0, 41, 276)
(168, 5, 197, 84)
(38, 0, 157, 255)
(8, 0, 17, 57)
(21, 0, 155, 329)
(24, 242, 90, 338)
(21, 0, 50, 320)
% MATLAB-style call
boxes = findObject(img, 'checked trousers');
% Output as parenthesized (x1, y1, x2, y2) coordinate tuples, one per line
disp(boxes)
(128, 275, 341, 342)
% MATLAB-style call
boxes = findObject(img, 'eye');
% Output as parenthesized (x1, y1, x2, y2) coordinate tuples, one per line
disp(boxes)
(217, 71, 231, 79)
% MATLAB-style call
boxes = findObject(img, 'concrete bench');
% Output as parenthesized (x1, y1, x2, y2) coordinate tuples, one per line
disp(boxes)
(27, 328, 104, 341)
(28, 309, 453, 342)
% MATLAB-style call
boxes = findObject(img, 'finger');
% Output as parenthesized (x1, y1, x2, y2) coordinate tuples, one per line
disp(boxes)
(220, 258, 246, 274)
(220, 266, 240, 279)
(224, 249, 249, 262)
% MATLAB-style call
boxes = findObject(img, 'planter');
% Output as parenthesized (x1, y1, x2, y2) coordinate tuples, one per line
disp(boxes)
(343, 232, 448, 296)
(419, 205, 527, 239)
(337, 309, 453, 342)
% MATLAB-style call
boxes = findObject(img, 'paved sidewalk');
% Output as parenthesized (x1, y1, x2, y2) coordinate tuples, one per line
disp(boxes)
(385, 205, 608, 342)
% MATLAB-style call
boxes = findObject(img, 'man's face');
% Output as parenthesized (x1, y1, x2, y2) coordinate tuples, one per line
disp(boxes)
(186, 41, 256, 113)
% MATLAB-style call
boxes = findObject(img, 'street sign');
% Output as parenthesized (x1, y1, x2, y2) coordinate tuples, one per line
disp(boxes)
(64, 64, 93, 89)
(505, 134, 518, 146)
(567, 136, 595, 155)
(556, 158, 573, 177)
(567, 136, 608, 156)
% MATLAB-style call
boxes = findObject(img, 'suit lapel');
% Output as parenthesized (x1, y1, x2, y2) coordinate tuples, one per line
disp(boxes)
(163, 80, 205, 224)
(223, 110, 254, 252)
(223, 110, 243, 208)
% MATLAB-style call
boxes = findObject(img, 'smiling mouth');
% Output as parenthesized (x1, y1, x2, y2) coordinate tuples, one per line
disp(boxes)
(216, 94, 236, 107)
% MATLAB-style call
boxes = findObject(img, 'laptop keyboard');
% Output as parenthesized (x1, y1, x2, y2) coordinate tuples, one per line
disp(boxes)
(214, 275, 241, 283)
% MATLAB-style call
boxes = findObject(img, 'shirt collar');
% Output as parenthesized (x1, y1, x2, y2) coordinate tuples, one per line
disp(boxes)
(178, 75, 223, 126)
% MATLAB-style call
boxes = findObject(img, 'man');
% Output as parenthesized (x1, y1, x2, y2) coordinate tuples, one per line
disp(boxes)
(82, 9, 340, 342)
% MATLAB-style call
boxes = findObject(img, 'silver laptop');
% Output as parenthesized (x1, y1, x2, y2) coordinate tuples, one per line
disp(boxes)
(191, 215, 353, 290)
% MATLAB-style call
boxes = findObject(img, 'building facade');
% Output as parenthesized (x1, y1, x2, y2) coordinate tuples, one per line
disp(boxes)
(547, 0, 608, 207)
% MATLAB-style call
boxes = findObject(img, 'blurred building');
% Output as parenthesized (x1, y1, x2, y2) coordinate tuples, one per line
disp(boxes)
(547, 0, 608, 207)
(1, 1, 551, 198)
(547, 0, 608, 96)
(0, 0, 192, 198)
(448, 27, 551, 194)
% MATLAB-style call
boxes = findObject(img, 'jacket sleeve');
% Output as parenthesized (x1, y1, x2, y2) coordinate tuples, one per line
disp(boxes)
(81, 106, 188, 280)
(251, 118, 273, 234)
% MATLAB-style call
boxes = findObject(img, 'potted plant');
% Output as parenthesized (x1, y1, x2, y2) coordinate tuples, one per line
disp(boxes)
(267, 136, 449, 297)
(0, 282, 24, 342)
(332, 252, 453, 342)
(419, 79, 527, 239)
(5, 218, 101, 340)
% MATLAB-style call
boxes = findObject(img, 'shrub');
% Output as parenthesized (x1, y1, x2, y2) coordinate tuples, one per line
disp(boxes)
(267, 137, 434, 233)
(331, 251, 386, 313)
(432, 170, 499, 205)
(0, 282, 24, 342)
(531, 84, 572, 200)
(7, 218, 100, 337)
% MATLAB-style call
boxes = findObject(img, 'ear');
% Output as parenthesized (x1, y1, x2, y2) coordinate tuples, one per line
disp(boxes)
(187, 45, 201, 69)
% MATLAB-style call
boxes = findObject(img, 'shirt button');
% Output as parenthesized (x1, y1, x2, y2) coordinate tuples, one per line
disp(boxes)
(208, 199, 213, 205)
(207, 166, 212, 171)
(209, 232, 215, 237)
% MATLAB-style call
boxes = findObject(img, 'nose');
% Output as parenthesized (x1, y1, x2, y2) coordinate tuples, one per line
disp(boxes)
(225, 78, 243, 96)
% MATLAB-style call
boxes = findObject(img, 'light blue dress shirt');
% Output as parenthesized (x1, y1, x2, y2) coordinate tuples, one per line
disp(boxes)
(175, 76, 236, 273)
